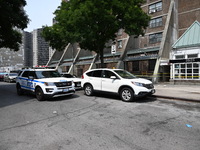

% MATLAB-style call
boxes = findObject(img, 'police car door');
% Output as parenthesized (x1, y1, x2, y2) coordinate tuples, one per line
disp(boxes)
(20, 71, 29, 90)
(27, 71, 36, 91)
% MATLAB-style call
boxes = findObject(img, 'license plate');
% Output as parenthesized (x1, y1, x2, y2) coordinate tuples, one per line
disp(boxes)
(63, 88, 69, 92)
(77, 84, 81, 87)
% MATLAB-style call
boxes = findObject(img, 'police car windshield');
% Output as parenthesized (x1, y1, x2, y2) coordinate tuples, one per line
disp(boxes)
(114, 70, 136, 79)
(36, 71, 61, 79)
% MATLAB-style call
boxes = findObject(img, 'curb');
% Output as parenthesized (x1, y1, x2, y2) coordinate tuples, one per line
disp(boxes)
(151, 95, 200, 103)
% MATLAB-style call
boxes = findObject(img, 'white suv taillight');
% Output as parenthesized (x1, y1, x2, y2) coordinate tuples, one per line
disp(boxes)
(81, 75, 84, 79)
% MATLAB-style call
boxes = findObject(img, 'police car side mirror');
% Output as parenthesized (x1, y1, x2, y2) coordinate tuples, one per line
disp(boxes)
(28, 76, 34, 80)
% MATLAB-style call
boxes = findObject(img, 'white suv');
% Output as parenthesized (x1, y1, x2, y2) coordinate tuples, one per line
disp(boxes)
(81, 69, 155, 102)
(16, 68, 75, 101)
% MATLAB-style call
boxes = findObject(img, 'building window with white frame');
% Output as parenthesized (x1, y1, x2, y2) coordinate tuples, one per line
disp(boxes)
(149, 1, 162, 14)
(117, 40, 123, 49)
(174, 63, 200, 79)
(149, 32, 162, 44)
(149, 17, 163, 28)
(173, 54, 199, 80)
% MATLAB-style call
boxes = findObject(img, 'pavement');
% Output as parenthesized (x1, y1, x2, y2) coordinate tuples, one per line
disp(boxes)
(153, 83, 200, 102)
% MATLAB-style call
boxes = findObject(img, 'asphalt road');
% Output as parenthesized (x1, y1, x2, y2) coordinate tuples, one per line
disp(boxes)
(0, 82, 200, 150)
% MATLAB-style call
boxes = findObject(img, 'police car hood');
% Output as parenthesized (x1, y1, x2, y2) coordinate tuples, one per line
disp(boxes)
(37, 77, 72, 82)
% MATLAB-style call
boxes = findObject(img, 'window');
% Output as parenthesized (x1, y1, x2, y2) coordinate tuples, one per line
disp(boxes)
(132, 61, 139, 71)
(103, 70, 116, 78)
(175, 55, 185, 59)
(148, 59, 156, 71)
(29, 71, 37, 79)
(173, 63, 200, 79)
(22, 71, 29, 77)
(188, 54, 198, 58)
(118, 40, 123, 49)
(92, 70, 102, 78)
(149, 2, 162, 14)
(149, 33, 162, 44)
(149, 17, 162, 28)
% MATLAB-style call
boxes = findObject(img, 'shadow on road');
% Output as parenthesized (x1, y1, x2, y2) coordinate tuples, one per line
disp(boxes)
(0, 82, 35, 108)
(0, 82, 80, 108)
(92, 91, 157, 103)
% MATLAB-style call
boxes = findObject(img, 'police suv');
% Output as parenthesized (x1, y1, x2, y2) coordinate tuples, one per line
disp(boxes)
(16, 68, 75, 101)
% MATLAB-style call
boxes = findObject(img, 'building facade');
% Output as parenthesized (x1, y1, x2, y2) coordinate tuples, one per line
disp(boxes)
(48, 0, 200, 83)
(32, 28, 50, 67)
(0, 47, 24, 72)
(23, 31, 33, 67)
(170, 21, 200, 84)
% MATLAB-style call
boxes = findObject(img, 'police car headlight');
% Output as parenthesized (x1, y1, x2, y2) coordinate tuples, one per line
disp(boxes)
(44, 82, 55, 86)
(131, 81, 144, 87)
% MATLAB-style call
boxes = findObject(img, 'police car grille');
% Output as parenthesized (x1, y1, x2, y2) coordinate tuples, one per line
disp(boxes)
(55, 81, 72, 87)
(143, 83, 154, 89)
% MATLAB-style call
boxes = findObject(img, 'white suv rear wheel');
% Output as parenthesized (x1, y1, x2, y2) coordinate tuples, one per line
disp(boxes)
(84, 84, 93, 96)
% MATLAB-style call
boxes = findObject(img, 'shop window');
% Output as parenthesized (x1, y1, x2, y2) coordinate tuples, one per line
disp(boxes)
(173, 63, 200, 80)
(132, 61, 139, 71)
(149, 1, 162, 14)
(188, 54, 198, 58)
(175, 55, 185, 59)
(149, 33, 162, 44)
(149, 17, 162, 28)
(148, 59, 156, 71)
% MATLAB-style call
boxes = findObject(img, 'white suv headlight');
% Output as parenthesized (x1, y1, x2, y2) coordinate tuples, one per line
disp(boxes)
(44, 82, 55, 86)
(131, 81, 144, 87)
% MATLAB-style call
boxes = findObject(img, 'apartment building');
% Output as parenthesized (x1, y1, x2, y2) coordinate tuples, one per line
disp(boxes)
(48, 0, 200, 83)
(23, 31, 33, 67)
(0, 47, 24, 72)
(32, 28, 50, 67)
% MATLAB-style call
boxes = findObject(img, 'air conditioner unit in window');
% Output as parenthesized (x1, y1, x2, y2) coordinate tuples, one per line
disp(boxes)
(149, 9, 156, 14)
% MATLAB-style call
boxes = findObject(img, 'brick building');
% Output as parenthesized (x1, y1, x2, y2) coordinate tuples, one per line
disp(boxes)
(48, 0, 200, 83)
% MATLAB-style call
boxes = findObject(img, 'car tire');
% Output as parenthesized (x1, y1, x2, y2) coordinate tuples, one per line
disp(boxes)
(16, 84, 24, 96)
(84, 84, 94, 96)
(120, 87, 134, 102)
(35, 87, 45, 101)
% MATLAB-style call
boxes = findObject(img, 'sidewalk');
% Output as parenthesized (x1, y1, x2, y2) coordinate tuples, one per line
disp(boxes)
(152, 83, 200, 102)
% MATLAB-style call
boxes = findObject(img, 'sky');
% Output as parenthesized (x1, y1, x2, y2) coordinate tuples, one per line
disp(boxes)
(24, 0, 61, 32)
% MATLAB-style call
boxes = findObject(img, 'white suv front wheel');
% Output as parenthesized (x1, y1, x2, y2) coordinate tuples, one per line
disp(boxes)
(120, 87, 134, 102)
(84, 84, 94, 96)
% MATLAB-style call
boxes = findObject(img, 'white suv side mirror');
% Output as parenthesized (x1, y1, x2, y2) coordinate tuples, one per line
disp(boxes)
(110, 76, 117, 79)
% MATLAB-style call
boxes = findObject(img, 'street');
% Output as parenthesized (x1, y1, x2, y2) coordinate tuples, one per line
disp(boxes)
(0, 82, 200, 150)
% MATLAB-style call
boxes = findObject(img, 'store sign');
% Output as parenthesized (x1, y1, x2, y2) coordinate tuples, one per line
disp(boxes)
(169, 58, 200, 63)
(111, 45, 116, 54)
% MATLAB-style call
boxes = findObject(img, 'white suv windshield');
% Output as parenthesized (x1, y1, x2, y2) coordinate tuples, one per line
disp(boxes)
(35, 71, 61, 79)
(114, 70, 136, 79)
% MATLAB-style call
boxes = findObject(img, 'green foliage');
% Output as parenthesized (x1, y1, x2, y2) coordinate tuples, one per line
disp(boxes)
(42, 0, 150, 66)
(0, 0, 29, 51)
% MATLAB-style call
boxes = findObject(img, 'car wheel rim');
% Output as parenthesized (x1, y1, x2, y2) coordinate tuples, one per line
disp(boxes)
(122, 90, 131, 101)
(36, 89, 42, 99)
(85, 86, 91, 95)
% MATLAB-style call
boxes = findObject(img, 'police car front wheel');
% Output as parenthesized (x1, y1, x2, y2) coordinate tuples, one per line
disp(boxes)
(16, 84, 24, 96)
(35, 87, 45, 101)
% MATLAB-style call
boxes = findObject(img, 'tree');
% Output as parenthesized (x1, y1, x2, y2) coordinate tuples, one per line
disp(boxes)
(0, 0, 29, 51)
(42, 0, 150, 67)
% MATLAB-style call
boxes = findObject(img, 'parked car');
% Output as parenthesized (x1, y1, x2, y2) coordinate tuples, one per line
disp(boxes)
(81, 68, 155, 102)
(4, 73, 18, 82)
(0, 72, 7, 81)
(61, 73, 82, 90)
(16, 68, 75, 101)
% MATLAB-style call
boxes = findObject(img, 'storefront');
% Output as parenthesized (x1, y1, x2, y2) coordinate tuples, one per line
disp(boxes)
(170, 21, 200, 84)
